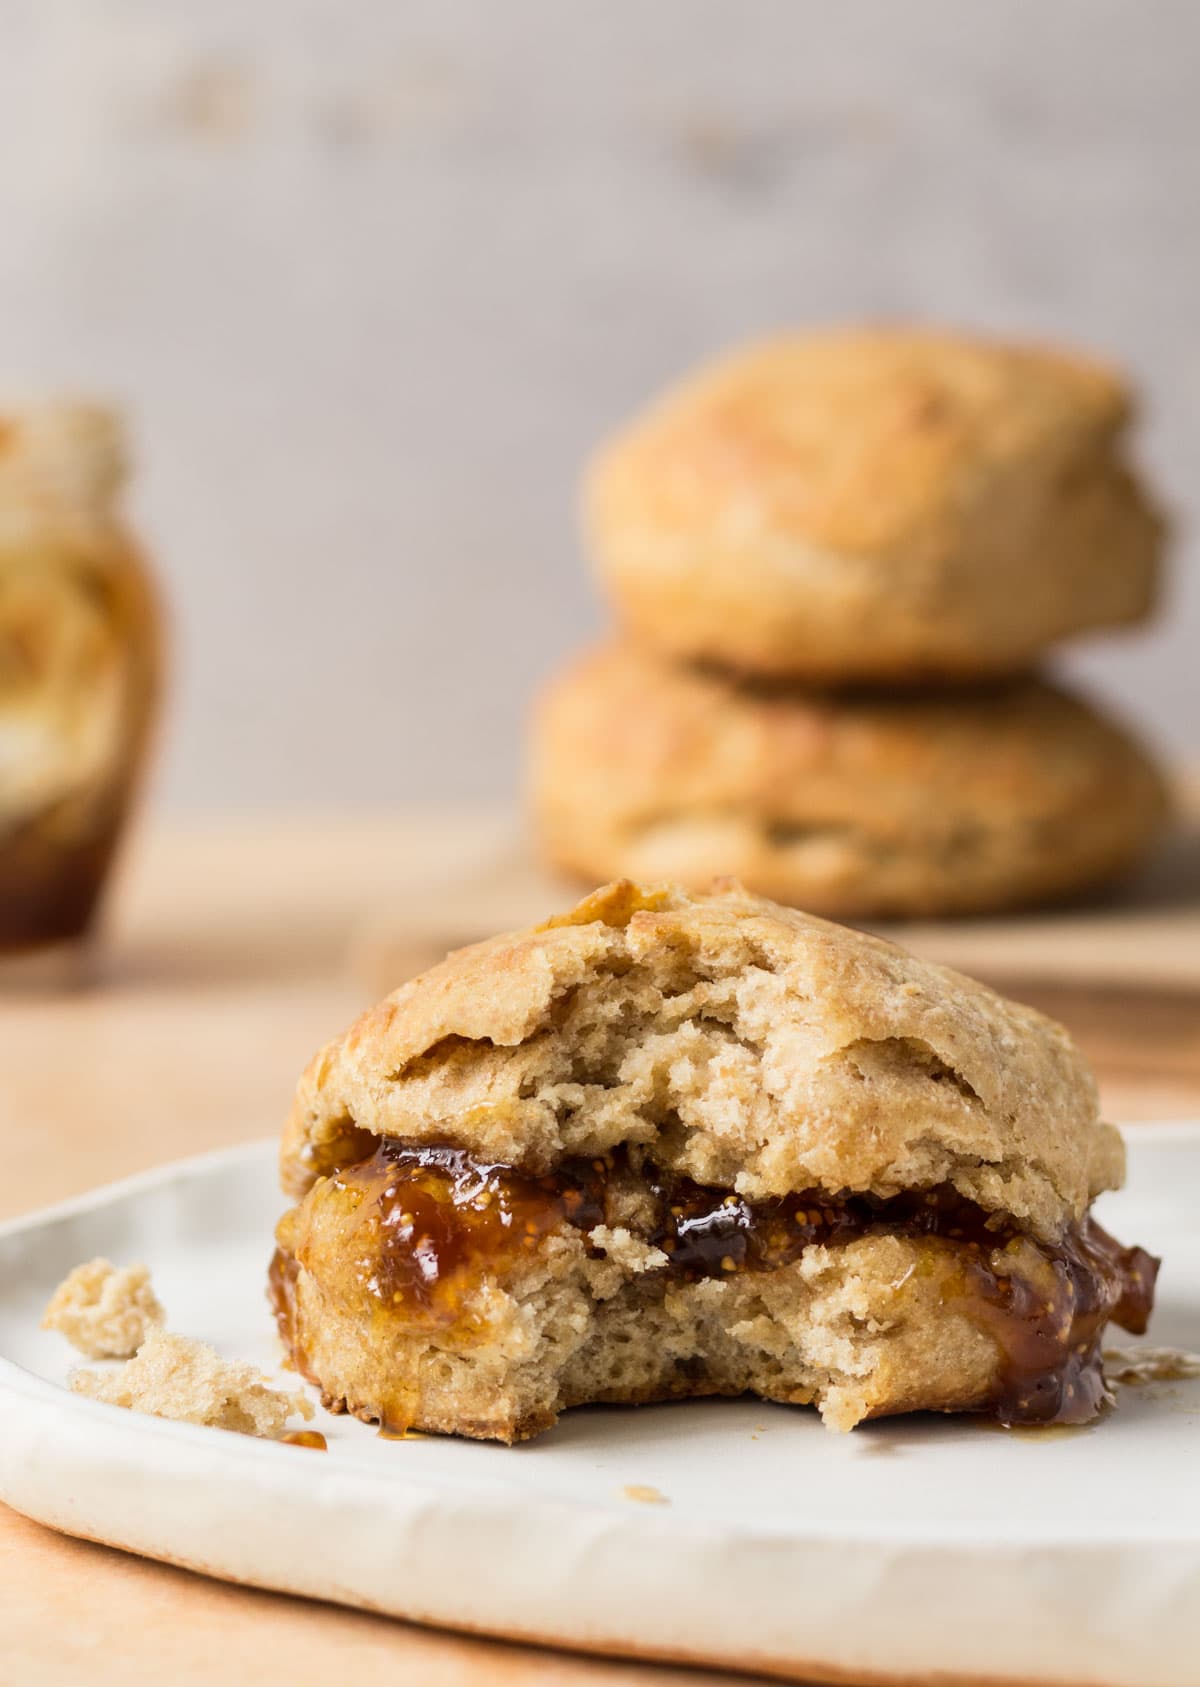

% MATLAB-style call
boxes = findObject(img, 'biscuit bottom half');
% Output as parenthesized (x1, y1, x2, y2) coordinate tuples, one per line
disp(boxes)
(269, 1139, 1157, 1443)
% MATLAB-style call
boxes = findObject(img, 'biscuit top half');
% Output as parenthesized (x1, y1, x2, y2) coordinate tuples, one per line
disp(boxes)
(587, 326, 1134, 566)
(281, 881, 1121, 1241)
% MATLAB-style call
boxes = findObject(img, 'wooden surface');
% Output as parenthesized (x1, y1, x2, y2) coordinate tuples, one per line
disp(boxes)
(2, 811, 1199, 1686)
(359, 787, 1200, 992)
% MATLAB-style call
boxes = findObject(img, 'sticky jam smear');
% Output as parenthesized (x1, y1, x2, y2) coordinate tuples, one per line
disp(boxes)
(269, 1139, 1158, 1429)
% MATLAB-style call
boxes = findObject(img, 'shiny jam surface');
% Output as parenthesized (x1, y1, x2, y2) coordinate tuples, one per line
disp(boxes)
(269, 1140, 1159, 1429)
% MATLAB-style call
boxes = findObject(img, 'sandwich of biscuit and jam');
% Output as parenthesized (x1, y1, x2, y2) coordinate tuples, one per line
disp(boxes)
(269, 882, 1157, 1442)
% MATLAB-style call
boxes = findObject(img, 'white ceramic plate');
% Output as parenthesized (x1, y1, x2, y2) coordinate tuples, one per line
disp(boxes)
(1, 1128, 1199, 1687)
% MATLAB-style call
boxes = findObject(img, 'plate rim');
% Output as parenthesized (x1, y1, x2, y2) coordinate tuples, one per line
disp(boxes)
(0, 1120, 1196, 1547)
(3, 1126, 1199, 1686)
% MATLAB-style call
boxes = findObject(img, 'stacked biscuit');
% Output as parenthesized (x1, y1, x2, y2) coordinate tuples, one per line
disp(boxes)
(530, 328, 1169, 917)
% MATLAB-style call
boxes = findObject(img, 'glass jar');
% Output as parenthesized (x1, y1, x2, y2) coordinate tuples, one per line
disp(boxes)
(0, 403, 162, 976)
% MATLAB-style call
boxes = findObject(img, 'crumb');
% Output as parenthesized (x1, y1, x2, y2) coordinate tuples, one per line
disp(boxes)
(42, 1258, 165, 1359)
(621, 1484, 669, 1505)
(587, 1226, 669, 1274)
(1105, 1346, 1200, 1386)
(585, 1226, 671, 1299)
(71, 1331, 313, 1439)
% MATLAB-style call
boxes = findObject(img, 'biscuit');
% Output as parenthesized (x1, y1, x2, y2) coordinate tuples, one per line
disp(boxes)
(586, 328, 1164, 679)
(528, 644, 1167, 918)
(42, 1258, 165, 1359)
(271, 881, 1156, 1441)
(71, 1331, 313, 1439)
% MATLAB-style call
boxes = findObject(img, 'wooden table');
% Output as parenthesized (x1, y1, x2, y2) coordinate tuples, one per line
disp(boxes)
(2, 813, 1198, 1686)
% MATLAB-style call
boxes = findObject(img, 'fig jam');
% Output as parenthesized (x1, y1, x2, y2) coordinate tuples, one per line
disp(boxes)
(269, 1140, 1157, 1428)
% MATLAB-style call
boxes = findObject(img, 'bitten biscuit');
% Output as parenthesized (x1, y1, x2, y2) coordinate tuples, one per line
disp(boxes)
(587, 327, 1164, 680)
(529, 644, 1167, 919)
(271, 881, 1156, 1442)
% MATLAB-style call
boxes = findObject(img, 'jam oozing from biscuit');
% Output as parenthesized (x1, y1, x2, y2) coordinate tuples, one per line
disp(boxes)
(269, 1140, 1158, 1428)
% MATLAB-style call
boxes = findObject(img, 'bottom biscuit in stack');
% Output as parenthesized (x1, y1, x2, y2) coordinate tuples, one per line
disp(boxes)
(529, 644, 1167, 918)
(270, 881, 1157, 1443)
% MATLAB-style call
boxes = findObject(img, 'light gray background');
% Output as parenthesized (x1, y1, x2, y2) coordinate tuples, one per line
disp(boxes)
(0, 0, 1196, 811)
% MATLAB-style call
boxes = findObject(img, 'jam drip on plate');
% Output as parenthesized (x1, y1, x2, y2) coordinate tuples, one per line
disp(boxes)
(269, 1139, 1158, 1429)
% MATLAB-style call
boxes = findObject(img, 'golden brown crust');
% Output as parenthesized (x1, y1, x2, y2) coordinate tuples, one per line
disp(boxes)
(586, 327, 1164, 679)
(281, 878, 1122, 1240)
(528, 644, 1168, 918)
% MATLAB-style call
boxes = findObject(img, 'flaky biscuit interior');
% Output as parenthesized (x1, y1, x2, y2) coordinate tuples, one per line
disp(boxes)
(282, 880, 1122, 1240)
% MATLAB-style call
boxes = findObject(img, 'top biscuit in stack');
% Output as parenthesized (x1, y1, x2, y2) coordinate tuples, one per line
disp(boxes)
(585, 327, 1163, 682)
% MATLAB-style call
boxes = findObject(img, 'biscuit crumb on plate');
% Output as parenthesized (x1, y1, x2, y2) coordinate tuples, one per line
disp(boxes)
(622, 1485, 669, 1505)
(42, 1258, 165, 1359)
(1105, 1347, 1200, 1385)
(71, 1331, 313, 1439)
